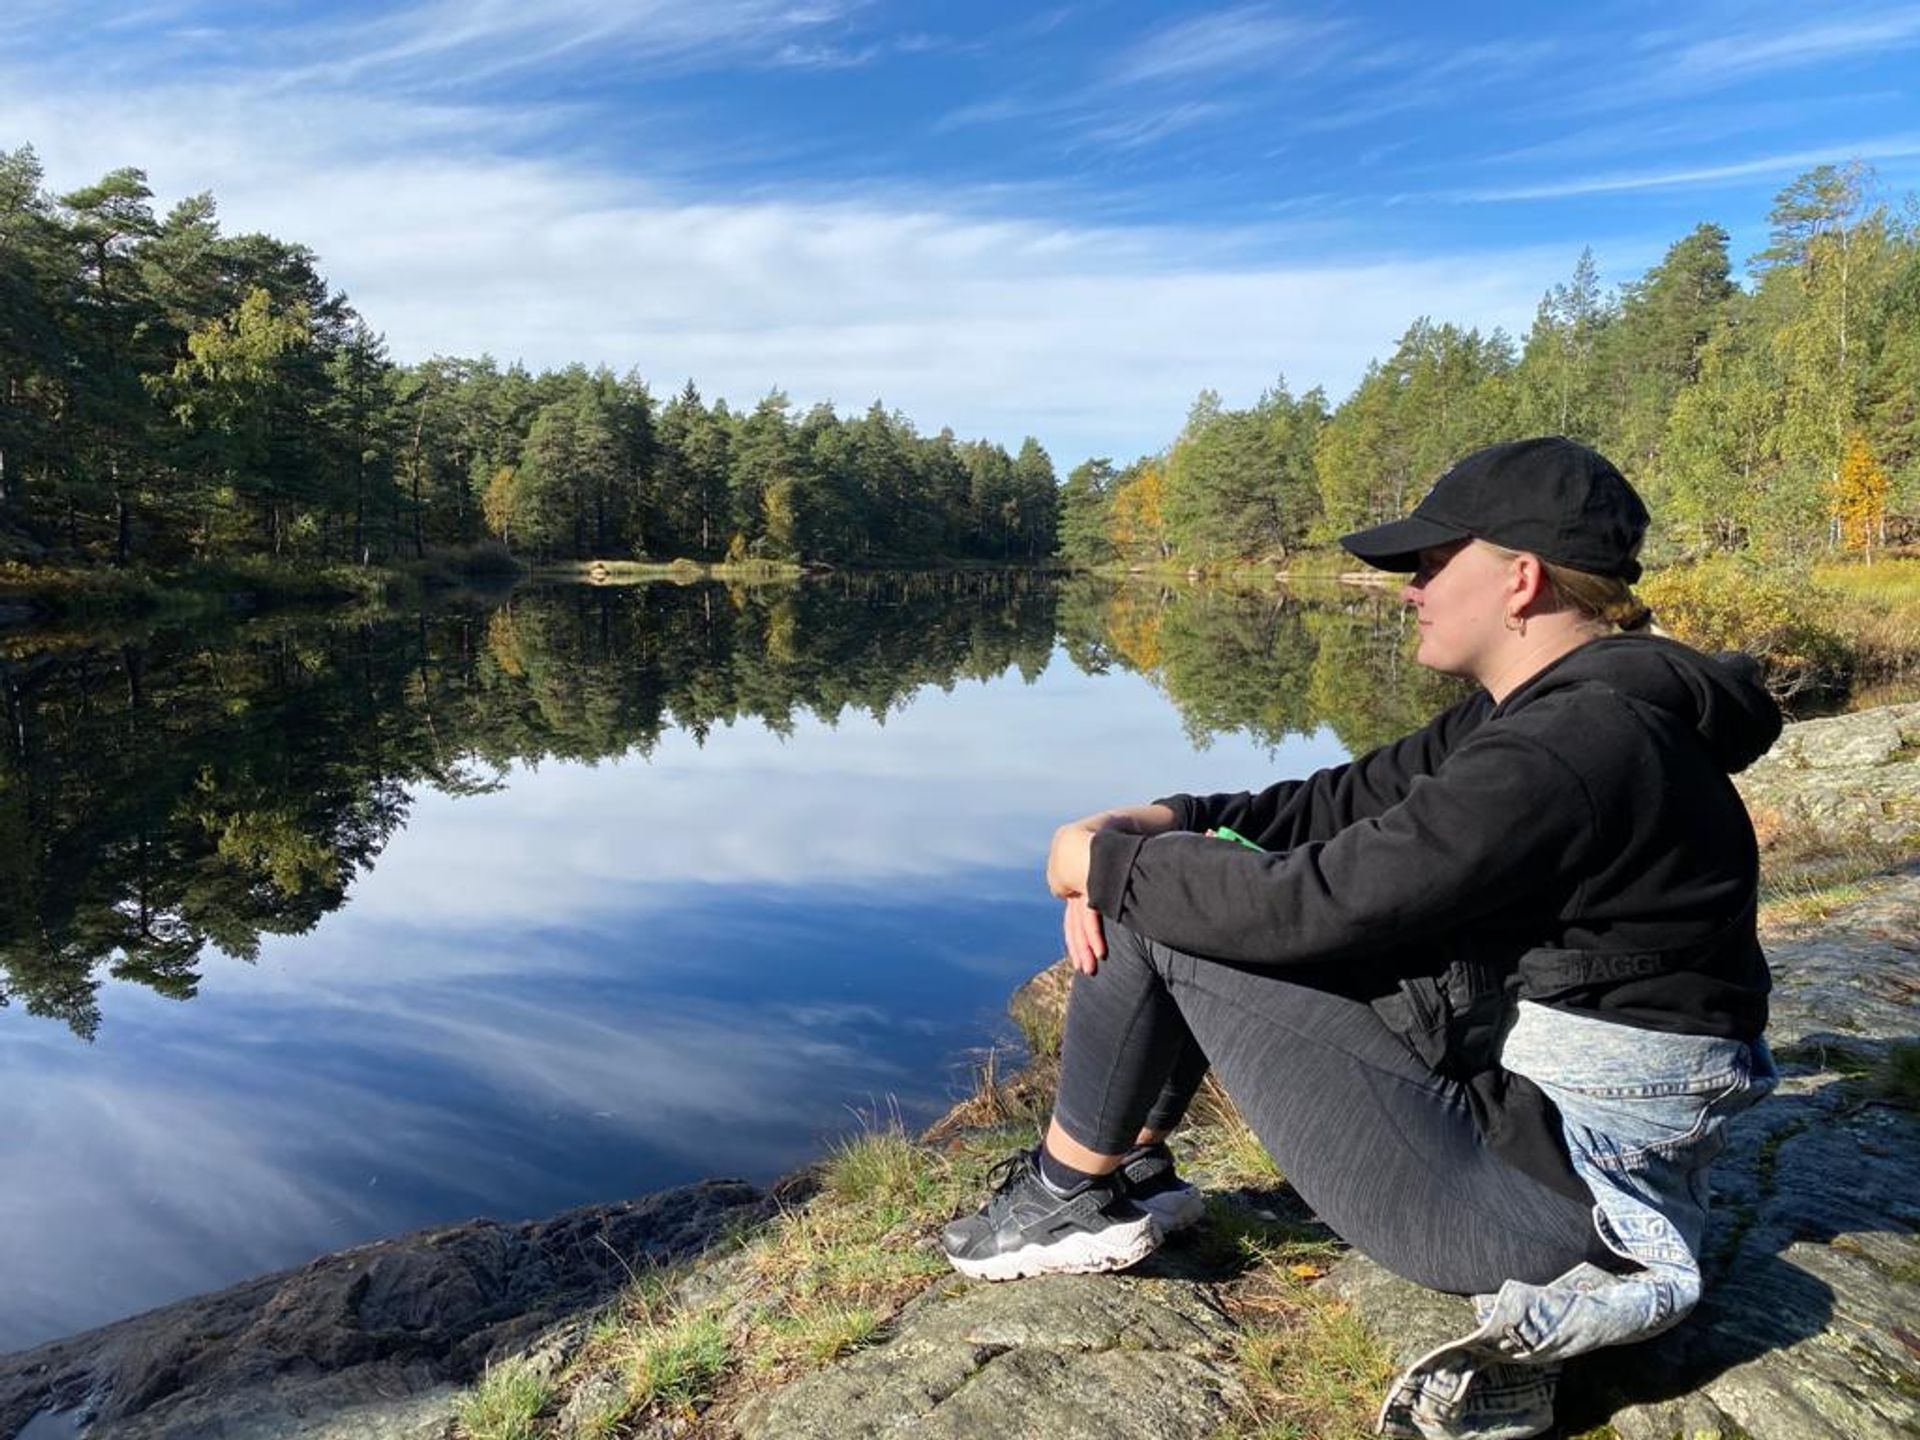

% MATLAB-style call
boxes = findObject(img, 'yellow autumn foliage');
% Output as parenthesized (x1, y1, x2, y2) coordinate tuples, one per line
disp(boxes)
(1830, 434, 1890, 554)
(1640, 557, 1849, 695)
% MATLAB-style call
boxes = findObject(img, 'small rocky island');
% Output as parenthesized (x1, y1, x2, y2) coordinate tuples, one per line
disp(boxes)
(4, 704, 1916, 1440)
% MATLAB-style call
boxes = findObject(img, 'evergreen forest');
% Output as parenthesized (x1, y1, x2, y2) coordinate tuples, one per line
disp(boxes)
(0, 148, 1060, 573)
(3, 145, 1917, 580)
(1062, 161, 1920, 572)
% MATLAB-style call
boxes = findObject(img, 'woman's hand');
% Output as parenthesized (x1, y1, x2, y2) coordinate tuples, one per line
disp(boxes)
(1064, 894, 1106, 975)
(1046, 803, 1178, 901)
(1047, 804, 1177, 972)
(1046, 821, 1096, 900)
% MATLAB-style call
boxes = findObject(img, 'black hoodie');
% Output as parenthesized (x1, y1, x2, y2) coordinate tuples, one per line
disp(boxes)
(1086, 634, 1783, 1043)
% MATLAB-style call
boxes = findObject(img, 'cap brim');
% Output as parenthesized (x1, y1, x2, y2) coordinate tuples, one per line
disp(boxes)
(1338, 515, 1469, 572)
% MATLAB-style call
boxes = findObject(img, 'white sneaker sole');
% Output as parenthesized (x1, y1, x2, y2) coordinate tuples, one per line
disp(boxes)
(1138, 1186, 1206, 1236)
(947, 1214, 1160, 1282)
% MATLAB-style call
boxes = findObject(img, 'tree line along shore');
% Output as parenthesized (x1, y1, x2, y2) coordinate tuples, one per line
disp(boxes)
(2, 146, 1918, 700)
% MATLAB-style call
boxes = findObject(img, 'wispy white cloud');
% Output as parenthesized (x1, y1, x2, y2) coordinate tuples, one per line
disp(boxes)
(1107, 4, 1340, 85)
(1079, 101, 1233, 151)
(1469, 104, 1802, 170)
(0, 66, 1575, 468)
(768, 40, 883, 70)
(1301, 37, 1560, 133)
(1661, 5, 1920, 83)
(925, 7, 1341, 154)
(1456, 133, 1920, 202)
(286, 0, 869, 88)
(13, 0, 874, 97)
(935, 91, 1079, 132)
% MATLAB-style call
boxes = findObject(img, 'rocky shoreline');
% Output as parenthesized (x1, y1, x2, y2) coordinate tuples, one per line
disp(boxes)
(0, 1184, 772, 1440)
(5, 703, 1917, 1440)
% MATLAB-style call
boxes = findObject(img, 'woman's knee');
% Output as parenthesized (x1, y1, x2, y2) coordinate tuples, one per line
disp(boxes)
(1091, 918, 1192, 985)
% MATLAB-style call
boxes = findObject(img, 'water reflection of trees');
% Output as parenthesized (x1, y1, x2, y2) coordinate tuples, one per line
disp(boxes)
(0, 573, 1058, 1037)
(1055, 576, 1464, 755)
(1, 574, 1459, 1037)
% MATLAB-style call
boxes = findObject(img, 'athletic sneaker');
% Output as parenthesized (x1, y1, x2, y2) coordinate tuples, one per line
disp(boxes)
(940, 1148, 1160, 1281)
(1117, 1140, 1206, 1235)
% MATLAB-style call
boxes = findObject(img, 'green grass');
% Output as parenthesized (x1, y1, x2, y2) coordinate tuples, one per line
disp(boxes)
(537, 1114, 1032, 1429)
(763, 1302, 883, 1363)
(1758, 872, 1884, 928)
(454, 1358, 553, 1440)
(1077, 547, 1359, 587)
(1187, 1195, 1340, 1277)
(619, 1311, 732, 1411)
(466, 1081, 1403, 1439)
(819, 1117, 930, 1208)
(0, 555, 393, 623)
(1221, 1277, 1395, 1440)
(728, 1120, 1028, 1378)
(1814, 555, 1920, 604)
(1812, 556, 1920, 707)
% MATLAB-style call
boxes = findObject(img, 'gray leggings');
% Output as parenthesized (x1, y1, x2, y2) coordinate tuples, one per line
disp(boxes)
(1051, 921, 1610, 1295)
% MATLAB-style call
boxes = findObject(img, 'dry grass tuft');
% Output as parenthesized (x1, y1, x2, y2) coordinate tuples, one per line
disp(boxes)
(454, 1358, 553, 1440)
(1008, 959, 1071, 1063)
(927, 1044, 1054, 1138)
(1756, 831, 1910, 930)
(1185, 1075, 1285, 1188)
(1220, 1260, 1394, 1440)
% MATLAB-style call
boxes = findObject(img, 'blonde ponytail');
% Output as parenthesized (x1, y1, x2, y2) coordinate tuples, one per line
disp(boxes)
(1476, 540, 1661, 635)
(1540, 561, 1659, 634)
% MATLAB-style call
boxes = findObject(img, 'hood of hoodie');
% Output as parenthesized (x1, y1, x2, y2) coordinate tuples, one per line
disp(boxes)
(1503, 634, 1783, 773)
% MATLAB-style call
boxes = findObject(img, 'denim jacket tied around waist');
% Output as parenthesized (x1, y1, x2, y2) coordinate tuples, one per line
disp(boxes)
(1377, 999, 1779, 1440)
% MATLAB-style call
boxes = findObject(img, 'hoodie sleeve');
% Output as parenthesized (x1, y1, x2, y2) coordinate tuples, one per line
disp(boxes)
(1162, 692, 1490, 849)
(1088, 721, 1595, 966)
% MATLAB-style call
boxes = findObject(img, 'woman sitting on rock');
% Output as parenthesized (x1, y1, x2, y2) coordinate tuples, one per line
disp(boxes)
(939, 437, 1782, 1440)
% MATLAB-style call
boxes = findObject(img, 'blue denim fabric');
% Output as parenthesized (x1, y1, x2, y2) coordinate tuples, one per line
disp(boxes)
(1377, 1001, 1778, 1440)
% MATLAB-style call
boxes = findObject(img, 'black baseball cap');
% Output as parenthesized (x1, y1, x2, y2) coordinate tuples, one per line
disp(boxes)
(1339, 436, 1650, 582)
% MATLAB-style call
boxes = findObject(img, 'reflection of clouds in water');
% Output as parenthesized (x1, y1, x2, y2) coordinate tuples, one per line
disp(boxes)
(317, 659, 1339, 936)
(389, 991, 908, 1141)
(2, 659, 1346, 1352)
(0, 980, 934, 1352)
(0, 1045, 392, 1352)
(777, 1002, 943, 1036)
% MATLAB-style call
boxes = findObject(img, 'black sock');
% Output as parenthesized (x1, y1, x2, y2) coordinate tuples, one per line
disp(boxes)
(1036, 1143, 1103, 1196)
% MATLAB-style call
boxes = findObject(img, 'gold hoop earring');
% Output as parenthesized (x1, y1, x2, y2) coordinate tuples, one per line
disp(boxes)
(1504, 612, 1527, 636)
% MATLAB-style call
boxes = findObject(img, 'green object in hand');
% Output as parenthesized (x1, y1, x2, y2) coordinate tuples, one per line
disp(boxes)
(1212, 826, 1264, 851)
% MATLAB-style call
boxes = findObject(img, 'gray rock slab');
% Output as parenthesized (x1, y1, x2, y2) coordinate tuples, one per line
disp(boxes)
(1764, 864, 1920, 1056)
(0, 1180, 768, 1440)
(1737, 702, 1920, 847)
(734, 1274, 1244, 1440)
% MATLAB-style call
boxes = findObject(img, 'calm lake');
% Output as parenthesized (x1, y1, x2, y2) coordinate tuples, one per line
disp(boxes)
(0, 574, 1454, 1353)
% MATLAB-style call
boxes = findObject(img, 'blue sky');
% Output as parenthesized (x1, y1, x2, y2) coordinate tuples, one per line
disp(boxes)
(4, 1, 1920, 467)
